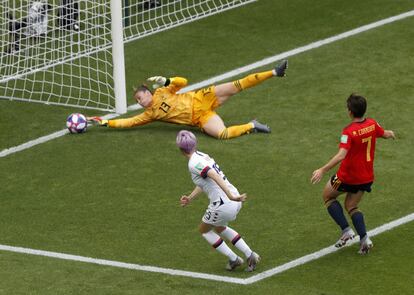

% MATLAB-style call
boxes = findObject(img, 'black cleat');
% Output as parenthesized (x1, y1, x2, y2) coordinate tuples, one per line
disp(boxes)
(275, 60, 288, 77)
(251, 120, 271, 133)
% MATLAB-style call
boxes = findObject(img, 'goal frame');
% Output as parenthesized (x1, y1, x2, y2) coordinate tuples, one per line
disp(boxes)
(0, 0, 257, 114)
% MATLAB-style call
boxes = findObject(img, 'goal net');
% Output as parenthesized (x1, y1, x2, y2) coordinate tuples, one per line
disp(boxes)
(0, 0, 255, 113)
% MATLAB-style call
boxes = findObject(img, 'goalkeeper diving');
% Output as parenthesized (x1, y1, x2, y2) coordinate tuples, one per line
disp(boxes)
(89, 60, 288, 139)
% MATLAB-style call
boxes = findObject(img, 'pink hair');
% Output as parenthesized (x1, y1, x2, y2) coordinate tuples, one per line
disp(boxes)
(176, 130, 197, 153)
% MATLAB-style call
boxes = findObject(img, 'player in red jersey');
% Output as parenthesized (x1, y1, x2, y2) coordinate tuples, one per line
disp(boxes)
(311, 94, 395, 254)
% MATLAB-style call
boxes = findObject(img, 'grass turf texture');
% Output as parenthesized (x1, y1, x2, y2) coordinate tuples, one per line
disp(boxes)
(0, 223, 412, 295)
(2, 0, 414, 150)
(1, 0, 414, 293)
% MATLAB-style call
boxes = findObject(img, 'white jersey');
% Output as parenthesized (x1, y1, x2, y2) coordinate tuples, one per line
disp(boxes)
(188, 151, 239, 206)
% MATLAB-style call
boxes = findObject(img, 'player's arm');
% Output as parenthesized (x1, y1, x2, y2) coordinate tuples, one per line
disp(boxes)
(206, 169, 247, 202)
(375, 121, 395, 140)
(180, 186, 203, 207)
(311, 148, 348, 184)
(88, 112, 153, 128)
(108, 112, 153, 128)
(168, 77, 188, 92)
(382, 130, 395, 139)
(148, 76, 188, 93)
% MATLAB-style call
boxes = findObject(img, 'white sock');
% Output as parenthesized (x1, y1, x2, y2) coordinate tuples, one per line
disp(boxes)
(220, 227, 253, 258)
(202, 231, 237, 261)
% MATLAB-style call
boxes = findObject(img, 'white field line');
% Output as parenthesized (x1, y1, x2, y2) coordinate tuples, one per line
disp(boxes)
(180, 9, 414, 92)
(0, 113, 119, 158)
(244, 212, 414, 284)
(0, 243, 246, 285)
(0, 212, 413, 285)
(1, 9, 414, 159)
(0, 129, 70, 158)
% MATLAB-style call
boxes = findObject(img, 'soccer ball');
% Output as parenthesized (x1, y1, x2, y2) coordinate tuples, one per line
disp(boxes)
(66, 113, 88, 134)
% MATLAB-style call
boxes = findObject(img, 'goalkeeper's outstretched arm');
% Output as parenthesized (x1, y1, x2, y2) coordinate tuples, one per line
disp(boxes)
(148, 76, 188, 93)
(88, 111, 153, 128)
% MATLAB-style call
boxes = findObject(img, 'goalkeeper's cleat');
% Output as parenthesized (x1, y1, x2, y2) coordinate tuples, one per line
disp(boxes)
(358, 236, 373, 255)
(335, 228, 356, 248)
(246, 252, 260, 272)
(251, 120, 271, 133)
(275, 60, 288, 77)
(226, 256, 243, 271)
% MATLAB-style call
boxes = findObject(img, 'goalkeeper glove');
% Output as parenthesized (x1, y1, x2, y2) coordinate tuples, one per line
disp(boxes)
(147, 76, 168, 89)
(87, 116, 108, 126)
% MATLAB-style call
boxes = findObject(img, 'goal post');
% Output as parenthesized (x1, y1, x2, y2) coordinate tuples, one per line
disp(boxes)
(0, 0, 118, 112)
(110, 0, 127, 114)
(0, 0, 255, 114)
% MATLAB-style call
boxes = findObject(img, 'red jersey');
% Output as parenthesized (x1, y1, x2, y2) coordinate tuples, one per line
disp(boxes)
(337, 118, 384, 184)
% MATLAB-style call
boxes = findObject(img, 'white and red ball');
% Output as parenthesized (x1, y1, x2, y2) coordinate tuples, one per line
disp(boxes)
(66, 113, 87, 134)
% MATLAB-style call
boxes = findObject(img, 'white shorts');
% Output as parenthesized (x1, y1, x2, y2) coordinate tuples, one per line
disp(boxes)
(202, 201, 242, 226)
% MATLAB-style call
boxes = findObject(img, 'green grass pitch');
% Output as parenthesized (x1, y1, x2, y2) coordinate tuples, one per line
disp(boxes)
(1, 0, 414, 294)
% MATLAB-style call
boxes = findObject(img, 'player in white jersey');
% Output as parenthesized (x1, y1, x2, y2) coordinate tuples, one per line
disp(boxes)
(176, 130, 260, 271)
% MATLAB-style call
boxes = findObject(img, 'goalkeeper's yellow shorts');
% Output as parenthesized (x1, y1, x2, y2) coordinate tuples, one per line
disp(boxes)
(191, 86, 220, 128)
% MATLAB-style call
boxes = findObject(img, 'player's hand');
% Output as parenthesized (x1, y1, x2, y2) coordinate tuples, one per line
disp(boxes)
(87, 116, 108, 126)
(386, 130, 396, 140)
(311, 169, 324, 184)
(180, 195, 191, 207)
(232, 193, 247, 202)
(147, 76, 167, 89)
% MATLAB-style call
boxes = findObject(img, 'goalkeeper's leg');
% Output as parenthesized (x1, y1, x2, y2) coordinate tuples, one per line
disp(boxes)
(215, 60, 288, 105)
(202, 115, 252, 139)
(202, 115, 270, 139)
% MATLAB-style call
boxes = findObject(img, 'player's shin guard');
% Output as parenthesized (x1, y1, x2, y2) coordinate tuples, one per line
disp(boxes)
(218, 123, 254, 139)
(326, 199, 349, 230)
(349, 208, 367, 239)
(233, 70, 274, 91)
(202, 231, 237, 261)
(220, 227, 253, 258)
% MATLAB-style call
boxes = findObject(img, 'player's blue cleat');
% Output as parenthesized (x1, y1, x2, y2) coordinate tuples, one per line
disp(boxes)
(358, 236, 373, 255)
(335, 228, 356, 248)
(246, 252, 260, 272)
(275, 60, 288, 77)
(251, 120, 271, 133)
(226, 256, 244, 271)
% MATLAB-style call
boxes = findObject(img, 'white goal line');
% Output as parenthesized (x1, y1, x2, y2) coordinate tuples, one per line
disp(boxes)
(1, 212, 413, 285)
(180, 9, 414, 92)
(1, 8, 414, 158)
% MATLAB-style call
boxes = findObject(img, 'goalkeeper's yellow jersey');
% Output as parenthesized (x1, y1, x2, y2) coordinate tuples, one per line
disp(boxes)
(108, 77, 195, 128)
